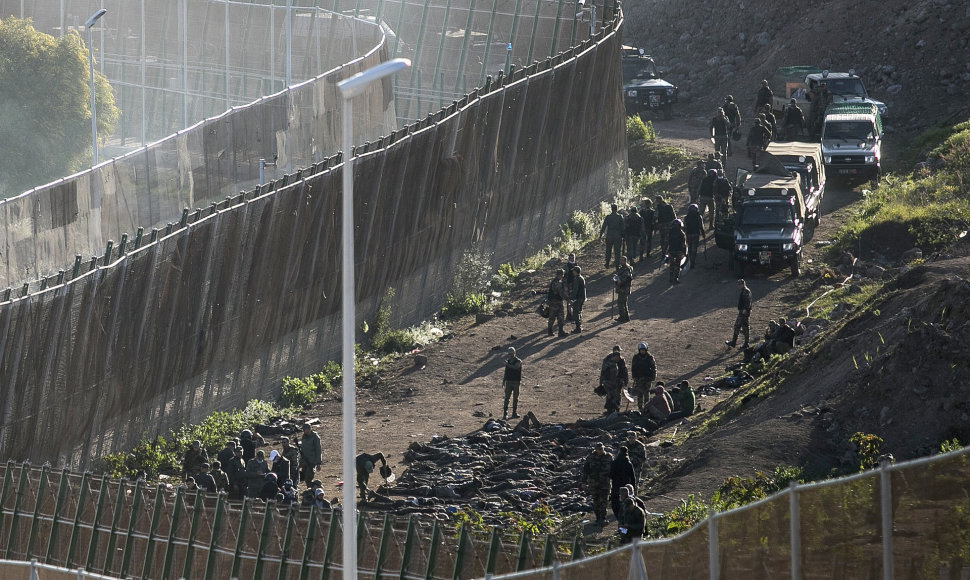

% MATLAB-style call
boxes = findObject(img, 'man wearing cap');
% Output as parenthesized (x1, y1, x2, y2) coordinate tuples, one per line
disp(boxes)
(193, 462, 217, 493)
(638, 198, 655, 259)
(599, 346, 629, 414)
(569, 265, 587, 334)
(783, 97, 804, 141)
(655, 196, 676, 258)
(210, 460, 230, 493)
(624, 207, 644, 265)
(216, 440, 236, 468)
(299, 424, 322, 487)
(755, 79, 773, 112)
(630, 343, 656, 413)
(582, 442, 613, 525)
(280, 438, 301, 484)
(355, 452, 388, 502)
(546, 268, 568, 337)
(268, 449, 290, 488)
(617, 486, 646, 544)
(181, 440, 209, 482)
(502, 347, 523, 420)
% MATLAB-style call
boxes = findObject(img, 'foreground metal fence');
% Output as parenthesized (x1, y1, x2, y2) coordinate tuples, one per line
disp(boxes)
(1, 446, 968, 578)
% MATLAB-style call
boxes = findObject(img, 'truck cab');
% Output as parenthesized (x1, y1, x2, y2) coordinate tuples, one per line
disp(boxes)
(621, 46, 677, 120)
(714, 153, 810, 277)
(820, 102, 883, 182)
(805, 70, 888, 119)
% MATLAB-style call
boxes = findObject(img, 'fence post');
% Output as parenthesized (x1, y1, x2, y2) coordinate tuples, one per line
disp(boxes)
(45, 469, 71, 564)
(629, 538, 647, 580)
(120, 480, 145, 577)
(374, 514, 392, 579)
(101, 478, 128, 573)
(571, 532, 583, 561)
(102, 241, 113, 266)
(321, 508, 340, 580)
(118, 233, 128, 256)
(484, 527, 501, 575)
(84, 474, 110, 572)
(203, 493, 227, 580)
(72, 255, 82, 278)
(452, 522, 469, 580)
(708, 510, 719, 580)
(297, 505, 321, 580)
(160, 486, 185, 579)
(254, 501, 276, 578)
(551, 560, 561, 580)
(140, 484, 167, 579)
(424, 521, 442, 580)
(880, 459, 895, 580)
(277, 506, 297, 580)
(230, 498, 251, 580)
(181, 489, 205, 579)
(542, 534, 556, 567)
(516, 529, 530, 571)
(180, 208, 189, 227)
(25, 464, 50, 560)
(790, 481, 800, 580)
(398, 515, 416, 580)
(134, 228, 144, 250)
(65, 472, 92, 569)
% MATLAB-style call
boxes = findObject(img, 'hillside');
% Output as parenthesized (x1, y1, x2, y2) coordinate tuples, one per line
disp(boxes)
(622, 0, 970, 136)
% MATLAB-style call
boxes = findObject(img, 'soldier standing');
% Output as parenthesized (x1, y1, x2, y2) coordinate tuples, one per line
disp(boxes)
(624, 208, 644, 264)
(638, 198, 656, 259)
(709, 107, 731, 159)
(502, 347, 522, 419)
(570, 265, 586, 334)
(281, 438, 301, 484)
(546, 268, 568, 337)
(564, 253, 578, 321)
(725, 278, 752, 349)
(624, 431, 648, 484)
(687, 161, 706, 204)
(755, 79, 773, 112)
(299, 424, 322, 487)
(181, 440, 209, 482)
(609, 447, 637, 520)
(613, 256, 634, 323)
(683, 204, 705, 268)
(713, 172, 732, 226)
(600, 204, 625, 268)
(225, 446, 247, 499)
(697, 170, 717, 230)
(655, 196, 676, 258)
(783, 98, 804, 140)
(630, 342, 656, 412)
(747, 119, 767, 169)
(582, 442, 613, 525)
(723, 95, 742, 134)
(599, 346, 629, 414)
(667, 219, 687, 284)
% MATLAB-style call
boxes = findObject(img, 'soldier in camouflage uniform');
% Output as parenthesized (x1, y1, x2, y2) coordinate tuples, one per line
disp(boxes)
(624, 431, 648, 484)
(582, 442, 613, 525)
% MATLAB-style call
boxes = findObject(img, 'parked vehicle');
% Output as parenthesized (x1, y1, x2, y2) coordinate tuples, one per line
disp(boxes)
(764, 141, 826, 226)
(621, 46, 677, 120)
(820, 102, 883, 183)
(804, 70, 888, 119)
(770, 65, 822, 115)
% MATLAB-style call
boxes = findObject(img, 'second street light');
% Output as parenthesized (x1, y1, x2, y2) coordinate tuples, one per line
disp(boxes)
(335, 57, 410, 580)
(86, 8, 107, 166)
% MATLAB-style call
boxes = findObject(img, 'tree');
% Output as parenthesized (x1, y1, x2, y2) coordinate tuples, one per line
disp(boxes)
(0, 17, 119, 197)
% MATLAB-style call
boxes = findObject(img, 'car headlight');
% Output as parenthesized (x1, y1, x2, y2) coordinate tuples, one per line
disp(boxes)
(627, 90, 637, 97)
(865, 155, 876, 163)
(782, 243, 794, 251)
(666, 88, 675, 96)
(824, 156, 832, 163)
(736, 243, 748, 252)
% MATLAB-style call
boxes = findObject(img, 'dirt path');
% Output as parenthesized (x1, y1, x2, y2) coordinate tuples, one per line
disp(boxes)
(297, 119, 859, 514)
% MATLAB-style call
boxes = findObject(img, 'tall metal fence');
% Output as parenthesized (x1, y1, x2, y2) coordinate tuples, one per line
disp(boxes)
(1, 446, 968, 578)
(0, 13, 626, 467)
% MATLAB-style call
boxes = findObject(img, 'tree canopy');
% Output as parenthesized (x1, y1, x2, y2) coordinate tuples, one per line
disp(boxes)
(0, 17, 119, 197)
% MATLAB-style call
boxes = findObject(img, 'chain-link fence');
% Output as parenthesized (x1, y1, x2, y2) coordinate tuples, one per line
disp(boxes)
(0, 8, 626, 467)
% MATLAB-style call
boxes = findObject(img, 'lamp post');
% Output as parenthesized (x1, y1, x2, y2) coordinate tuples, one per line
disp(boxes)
(335, 57, 410, 579)
(85, 8, 107, 166)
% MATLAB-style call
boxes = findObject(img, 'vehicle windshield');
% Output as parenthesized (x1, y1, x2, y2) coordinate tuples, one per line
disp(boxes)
(822, 77, 867, 97)
(622, 59, 659, 82)
(741, 204, 793, 226)
(823, 121, 876, 141)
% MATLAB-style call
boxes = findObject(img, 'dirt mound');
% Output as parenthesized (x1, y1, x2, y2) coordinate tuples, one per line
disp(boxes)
(623, 0, 970, 135)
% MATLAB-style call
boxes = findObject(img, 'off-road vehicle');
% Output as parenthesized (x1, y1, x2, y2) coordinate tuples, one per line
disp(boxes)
(621, 46, 677, 120)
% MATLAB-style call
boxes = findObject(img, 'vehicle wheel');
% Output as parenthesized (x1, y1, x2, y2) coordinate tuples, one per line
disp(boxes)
(663, 104, 673, 120)
(790, 255, 800, 277)
(871, 168, 881, 186)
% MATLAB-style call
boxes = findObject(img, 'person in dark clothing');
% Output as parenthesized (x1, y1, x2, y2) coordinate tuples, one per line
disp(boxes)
(755, 79, 773, 112)
(600, 346, 629, 415)
(356, 452, 388, 502)
(655, 196, 676, 258)
(258, 473, 281, 502)
(783, 98, 804, 141)
(502, 347, 522, 419)
(268, 450, 290, 488)
(216, 441, 236, 468)
(280, 480, 298, 505)
(667, 219, 687, 284)
(713, 173, 732, 226)
(193, 463, 217, 493)
(704, 152, 723, 174)
(723, 95, 742, 132)
(624, 207, 644, 264)
(600, 204, 625, 268)
(617, 486, 645, 544)
(614, 256, 634, 323)
(638, 199, 656, 259)
(546, 268, 568, 337)
(726, 278, 752, 348)
(630, 342, 656, 412)
(667, 380, 696, 420)
(570, 266, 586, 334)
(687, 161, 706, 204)
(564, 253, 578, 322)
(709, 107, 731, 159)
(224, 446, 247, 499)
(697, 170, 717, 228)
(609, 446, 637, 520)
(747, 120, 767, 169)
(761, 105, 777, 141)
(683, 205, 705, 268)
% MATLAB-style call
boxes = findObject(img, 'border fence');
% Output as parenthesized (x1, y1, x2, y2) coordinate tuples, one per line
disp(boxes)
(0, 7, 626, 467)
(1, 446, 969, 578)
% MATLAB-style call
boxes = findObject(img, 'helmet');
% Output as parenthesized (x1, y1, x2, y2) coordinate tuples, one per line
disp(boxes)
(265, 472, 277, 480)
(725, 95, 734, 102)
(364, 460, 375, 473)
(688, 204, 698, 213)
(673, 219, 683, 228)
(637, 342, 648, 351)
(708, 169, 717, 177)
(241, 429, 252, 439)
(790, 98, 797, 104)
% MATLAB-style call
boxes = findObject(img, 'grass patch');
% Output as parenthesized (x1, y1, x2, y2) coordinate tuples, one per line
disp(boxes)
(801, 280, 885, 320)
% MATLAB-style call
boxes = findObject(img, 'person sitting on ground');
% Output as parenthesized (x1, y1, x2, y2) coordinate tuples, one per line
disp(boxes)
(280, 479, 298, 505)
(645, 383, 672, 423)
(356, 452, 389, 502)
(667, 380, 696, 420)
(312, 487, 332, 510)
(301, 479, 324, 507)
(772, 318, 797, 354)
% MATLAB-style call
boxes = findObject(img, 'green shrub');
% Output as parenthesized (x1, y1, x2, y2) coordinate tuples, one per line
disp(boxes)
(849, 432, 885, 471)
(644, 494, 710, 538)
(940, 438, 964, 454)
(281, 376, 316, 408)
(626, 115, 655, 142)
(441, 291, 491, 318)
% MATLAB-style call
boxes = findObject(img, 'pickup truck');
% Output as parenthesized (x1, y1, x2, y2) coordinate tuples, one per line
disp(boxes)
(764, 141, 826, 226)
(714, 152, 822, 277)
(805, 70, 888, 119)
(770, 65, 822, 115)
(820, 102, 883, 182)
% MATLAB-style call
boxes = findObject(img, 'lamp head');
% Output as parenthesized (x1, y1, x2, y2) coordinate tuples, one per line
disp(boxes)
(85, 8, 107, 28)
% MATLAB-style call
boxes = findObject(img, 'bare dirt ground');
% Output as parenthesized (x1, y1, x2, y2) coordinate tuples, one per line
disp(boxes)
(295, 117, 863, 518)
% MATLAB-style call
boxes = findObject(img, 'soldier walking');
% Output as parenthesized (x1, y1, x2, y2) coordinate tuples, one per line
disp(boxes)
(546, 268, 568, 337)
(613, 256, 634, 322)
(570, 265, 586, 334)
(639, 198, 656, 259)
(502, 347, 522, 419)
(667, 219, 687, 284)
(624, 431, 648, 484)
(683, 204, 705, 268)
(687, 161, 706, 204)
(599, 346, 629, 415)
(630, 342, 656, 412)
(725, 278, 752, 349)
(600, 204, 625, 268)
(624, 208, 644, 264)
(655, 196, 675, 259)
(582, 442, 613, 525)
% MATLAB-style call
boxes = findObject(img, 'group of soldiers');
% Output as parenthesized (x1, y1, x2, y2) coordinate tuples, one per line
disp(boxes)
(596, 343, 696, 422)
(543, 253, 588, 335)
(581, 434, 649, 542)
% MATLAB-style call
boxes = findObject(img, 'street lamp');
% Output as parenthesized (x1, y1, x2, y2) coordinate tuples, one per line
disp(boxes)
(85, 8, 107, 166)
(335, 57, 410, 579)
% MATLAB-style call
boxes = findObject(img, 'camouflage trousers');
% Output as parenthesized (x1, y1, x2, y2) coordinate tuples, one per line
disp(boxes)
(589, 482, 611, 521)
